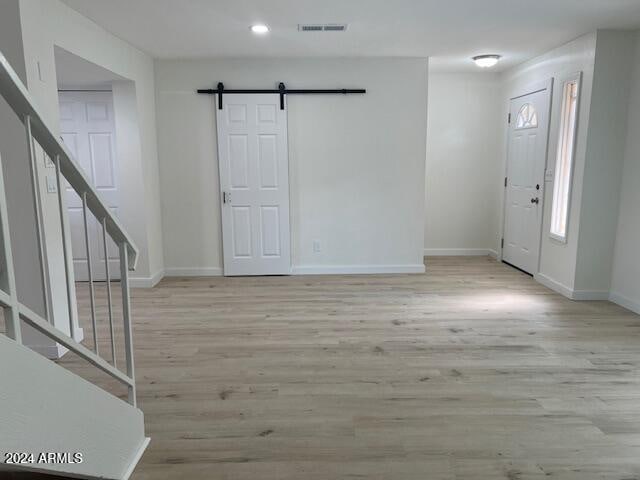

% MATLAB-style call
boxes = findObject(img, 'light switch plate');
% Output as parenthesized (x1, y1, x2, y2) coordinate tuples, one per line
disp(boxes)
(545, 168, 554, 182)
(44, 152, 54, 168)
(46, 175, 57, 193)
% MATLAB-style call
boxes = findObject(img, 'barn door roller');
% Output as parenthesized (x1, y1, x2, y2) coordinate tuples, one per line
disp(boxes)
(197, 82, 366, 110)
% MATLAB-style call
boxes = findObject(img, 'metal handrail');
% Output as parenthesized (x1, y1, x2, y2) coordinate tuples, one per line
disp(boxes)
(17, 302, 134, 389)
(0, 50, 138, 406)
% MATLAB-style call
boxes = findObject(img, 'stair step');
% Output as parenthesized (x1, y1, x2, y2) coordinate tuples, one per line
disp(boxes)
(0, 336, 148, 480)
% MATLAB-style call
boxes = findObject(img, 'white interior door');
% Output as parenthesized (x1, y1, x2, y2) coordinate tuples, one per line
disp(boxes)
(59, 91, 120, 281)
(503, 86, 551, 274)
(216, 93, 291, 276)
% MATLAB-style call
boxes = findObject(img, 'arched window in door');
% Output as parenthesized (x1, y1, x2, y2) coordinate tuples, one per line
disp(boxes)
(515, 103, 538, 129)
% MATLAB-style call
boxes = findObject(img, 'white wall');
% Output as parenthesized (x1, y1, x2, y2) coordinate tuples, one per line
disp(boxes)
(155, 58, 428, 275)
(17, 0, 165, 289)
(425, 72, 502, 256)
(574, 31, 635, 294)
(611, 31, 640, 314)
(499, 30, 639, 303)
(0, 0, 60, 353)
(500, 33, 597, 293)
(111, 80, 158, 285)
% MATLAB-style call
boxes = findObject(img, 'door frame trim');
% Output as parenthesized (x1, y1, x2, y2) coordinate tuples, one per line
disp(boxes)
(498, 78, 554, 275)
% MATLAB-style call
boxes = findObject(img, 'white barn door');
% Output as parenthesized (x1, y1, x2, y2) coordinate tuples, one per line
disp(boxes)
(59, 91, 120, 281)
(216, 94, 291, 276)
(503, 85, 551, 274)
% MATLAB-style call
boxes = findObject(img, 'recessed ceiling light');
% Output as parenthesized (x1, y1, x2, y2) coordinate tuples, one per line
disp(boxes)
(251, 24, 270, 34)
(472, 54, 501, 68)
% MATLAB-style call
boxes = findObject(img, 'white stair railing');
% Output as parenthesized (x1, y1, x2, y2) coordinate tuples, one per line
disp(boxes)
(0, 51, 139, 406)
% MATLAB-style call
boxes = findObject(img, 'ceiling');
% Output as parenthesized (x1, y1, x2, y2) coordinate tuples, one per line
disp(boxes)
(61, 0, 640, 72)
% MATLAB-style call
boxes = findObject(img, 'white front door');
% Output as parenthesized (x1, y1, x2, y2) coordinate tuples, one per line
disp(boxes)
(503, 86, 551, 274)
(216, 94, 291, 276)
(59, 91, 120, 281)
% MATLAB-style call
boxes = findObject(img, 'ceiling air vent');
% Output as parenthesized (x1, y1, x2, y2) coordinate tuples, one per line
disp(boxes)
(323, 24, 347, 31)
(298, 24, 348, 32)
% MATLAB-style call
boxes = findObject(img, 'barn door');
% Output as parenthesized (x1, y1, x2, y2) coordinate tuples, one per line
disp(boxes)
(216, 94, 291, 276)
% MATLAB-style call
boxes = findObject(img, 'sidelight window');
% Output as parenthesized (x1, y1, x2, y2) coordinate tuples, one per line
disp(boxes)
(550, 73, 581, 242)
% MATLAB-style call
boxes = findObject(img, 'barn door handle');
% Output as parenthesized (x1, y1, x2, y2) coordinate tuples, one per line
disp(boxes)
(530, 197, 539, 204)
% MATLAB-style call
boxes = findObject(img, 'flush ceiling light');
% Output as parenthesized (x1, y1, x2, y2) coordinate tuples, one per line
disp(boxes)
(472, 54, 501, 68)
(250, 24, 270, 34)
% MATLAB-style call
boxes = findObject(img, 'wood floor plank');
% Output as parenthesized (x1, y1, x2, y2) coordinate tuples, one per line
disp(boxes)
(56, 257, 640, 479)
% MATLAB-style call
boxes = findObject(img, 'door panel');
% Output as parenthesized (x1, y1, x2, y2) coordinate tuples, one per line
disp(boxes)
(227, 104, 247, 124)
(90, 133, 116, 188)
(228, 135, 249, 188)
(260, 206, 281, 257)
(258, 135, 278, 188)
(257, 104, 277, 124)
(503, 87, 551, 274)
(59, 91, 119, 281)
(68, 208, 87, 260)
(217, 94, 291, 276)
(231, 206, 252, 258)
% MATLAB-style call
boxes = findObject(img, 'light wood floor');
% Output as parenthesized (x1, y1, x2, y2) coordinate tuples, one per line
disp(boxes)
(61, 257, 640, 480)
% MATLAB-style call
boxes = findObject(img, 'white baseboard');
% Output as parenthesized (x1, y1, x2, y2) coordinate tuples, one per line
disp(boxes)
(535, 272, 574, 299)
(424, 248, 497, 257)
(609, 291, 640, 315)
(292, 264, 425, 275)
(571, 290, 610, 301)
(535, 273, 609, 301)
(164, 267, 223, 277)
(161, 265, 424, 277)
(130, 267, 224, 286)
(130, 269, 165, 288)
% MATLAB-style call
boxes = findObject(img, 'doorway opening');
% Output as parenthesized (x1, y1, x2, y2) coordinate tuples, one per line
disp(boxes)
(54, 47, 142, 283)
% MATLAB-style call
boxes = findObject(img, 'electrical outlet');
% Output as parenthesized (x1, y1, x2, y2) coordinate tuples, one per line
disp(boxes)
(312, 239, 321, 253)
